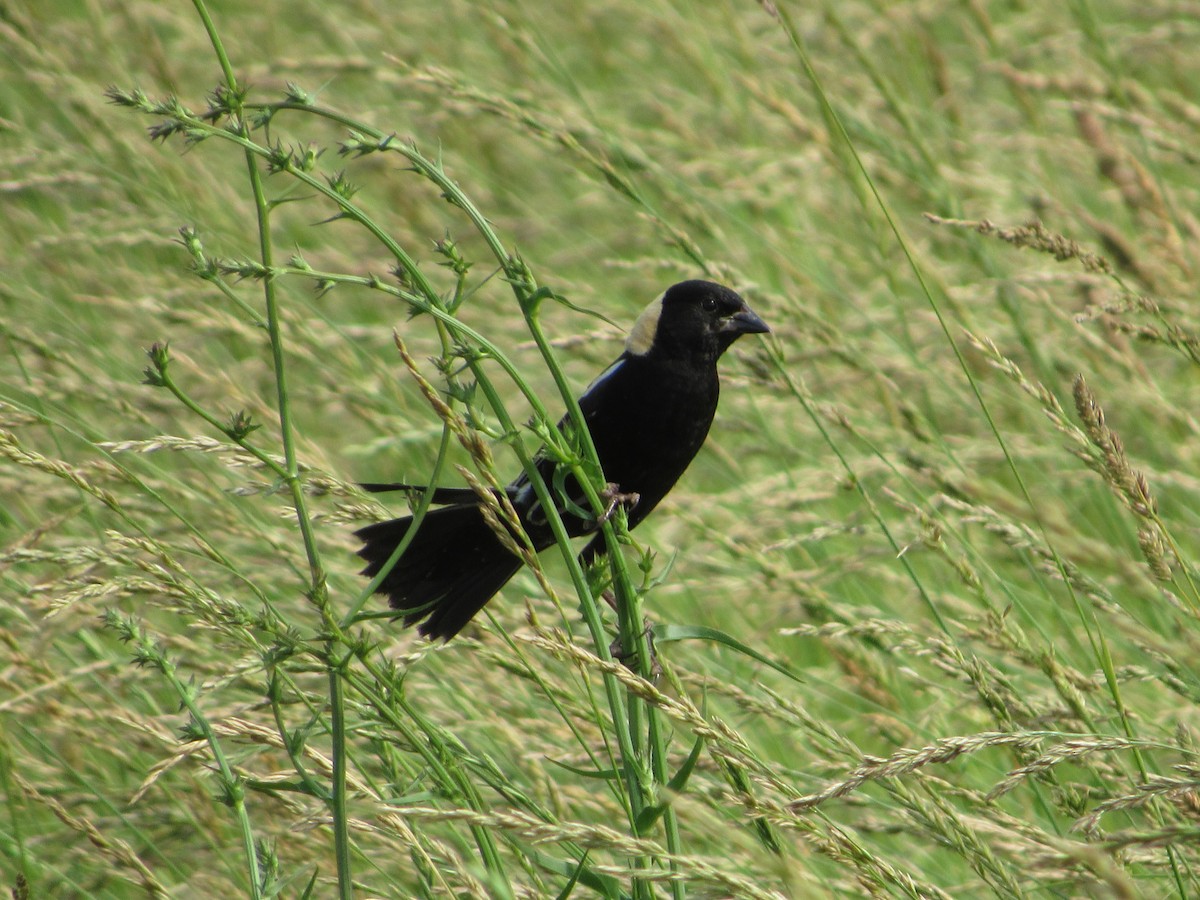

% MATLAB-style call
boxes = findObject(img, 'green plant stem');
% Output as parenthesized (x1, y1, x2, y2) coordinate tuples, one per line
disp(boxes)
(336, 665, 509, 867)
(189, 3, 348, 895)
(327, 658, 352, 890)
(125, 619, 263, 899)
(521, 307, 679, 897)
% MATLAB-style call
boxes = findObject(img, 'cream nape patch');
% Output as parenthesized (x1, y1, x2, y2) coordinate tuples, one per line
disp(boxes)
(624, 293, 664, 356)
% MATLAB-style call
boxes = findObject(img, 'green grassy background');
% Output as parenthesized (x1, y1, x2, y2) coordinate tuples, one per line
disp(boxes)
(3, 0, 1200, 897)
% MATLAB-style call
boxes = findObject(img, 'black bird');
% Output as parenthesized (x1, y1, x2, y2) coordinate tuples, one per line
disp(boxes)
(355, 280, 769, 640)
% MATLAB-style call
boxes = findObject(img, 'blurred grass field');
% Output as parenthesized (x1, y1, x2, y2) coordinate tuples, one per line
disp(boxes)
(3, 0, 1200, 897)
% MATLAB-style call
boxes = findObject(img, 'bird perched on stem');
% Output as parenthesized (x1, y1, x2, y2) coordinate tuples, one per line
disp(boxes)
(355, 280, 769, 640)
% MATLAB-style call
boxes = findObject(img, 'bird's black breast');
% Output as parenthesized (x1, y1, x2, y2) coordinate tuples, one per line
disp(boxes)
(577, 352, 720, 526)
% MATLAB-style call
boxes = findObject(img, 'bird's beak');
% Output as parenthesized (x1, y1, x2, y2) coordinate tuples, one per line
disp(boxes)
(721, 303, 770, 335)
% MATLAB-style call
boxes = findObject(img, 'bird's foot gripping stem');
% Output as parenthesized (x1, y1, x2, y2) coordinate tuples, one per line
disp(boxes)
(597, 483, 640, 526)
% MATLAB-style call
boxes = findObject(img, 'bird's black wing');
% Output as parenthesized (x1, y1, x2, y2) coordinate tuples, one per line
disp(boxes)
(503, 356, 636, 537)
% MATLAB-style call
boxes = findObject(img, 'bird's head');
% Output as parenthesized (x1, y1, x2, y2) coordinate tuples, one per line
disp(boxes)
(625, 280, 770, 362)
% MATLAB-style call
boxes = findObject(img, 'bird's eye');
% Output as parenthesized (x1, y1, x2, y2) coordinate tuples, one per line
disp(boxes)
(701, 297, 719, 313)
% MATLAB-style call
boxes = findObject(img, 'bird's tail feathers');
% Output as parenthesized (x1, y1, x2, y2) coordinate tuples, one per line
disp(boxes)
(355, 504, 523, 641)
(358, 482, 515, 505)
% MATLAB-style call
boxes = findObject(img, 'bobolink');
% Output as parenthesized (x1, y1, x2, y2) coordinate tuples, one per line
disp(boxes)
(356, 280, 769, 640)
